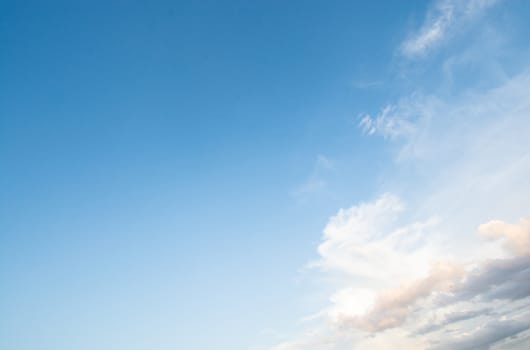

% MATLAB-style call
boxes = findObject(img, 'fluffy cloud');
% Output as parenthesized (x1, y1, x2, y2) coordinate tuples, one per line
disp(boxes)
(317, 194, 530, 338)
(479, 218, 530, 256)
(272, 195, 530, 349)
(314, 193, 440, 281)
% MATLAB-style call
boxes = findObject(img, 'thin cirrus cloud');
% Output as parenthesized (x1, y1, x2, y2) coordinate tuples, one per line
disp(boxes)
(358, 103, 417, 139)
(400, 0, 499, 57)
(270, 0, 530, 348)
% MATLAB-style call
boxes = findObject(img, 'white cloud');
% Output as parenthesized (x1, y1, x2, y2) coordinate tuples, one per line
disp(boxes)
(359, 104, 416, 139)
(401, 0, 499, 57)
(313, 193, 441, 282)
(479, 218, 530, 256)
(273, 205, 530, 349)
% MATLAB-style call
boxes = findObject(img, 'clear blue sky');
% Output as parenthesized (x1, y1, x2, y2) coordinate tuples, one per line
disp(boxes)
(2, 1, 530, 349)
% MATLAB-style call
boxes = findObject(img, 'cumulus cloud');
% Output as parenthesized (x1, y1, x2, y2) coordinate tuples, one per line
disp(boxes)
(319, 204, 530, 336)
(313, 193, 441, 282)
(401, 0, 499, 57)
(272, 195, 530, 349)
(323, 211, 530, 347)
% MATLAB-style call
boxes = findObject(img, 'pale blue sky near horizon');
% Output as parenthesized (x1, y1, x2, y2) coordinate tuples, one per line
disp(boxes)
(2, 1, 530, 349)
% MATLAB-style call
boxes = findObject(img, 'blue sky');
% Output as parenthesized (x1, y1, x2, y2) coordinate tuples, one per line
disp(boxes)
(2, 1, 530, 349)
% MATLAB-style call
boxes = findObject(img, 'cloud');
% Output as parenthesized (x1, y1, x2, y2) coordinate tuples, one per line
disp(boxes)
(321, 212, 530, 345)
(414, 308, 494, 335)
(449, 254, 530, 303)
(335, 262, 464, 333)
(319, 209, 530, 338)
(272, 196, 530, 349)
(479, 218, 530, 256)
(285, 67, 530, 343)
(274, 99, 530, 344)
(313, 193, 440, 281)
(401, 0, 499, 57)
(432, 315, 530, 350)
(359, 104, 416, 139)
(269, 2, 530, 349)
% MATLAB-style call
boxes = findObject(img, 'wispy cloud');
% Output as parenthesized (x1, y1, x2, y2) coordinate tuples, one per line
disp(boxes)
(401, 0, 499, 57)
(359, 102, 419, 139)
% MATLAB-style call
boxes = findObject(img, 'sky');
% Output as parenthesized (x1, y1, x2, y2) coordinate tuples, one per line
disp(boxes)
(1, 1, 530, 349)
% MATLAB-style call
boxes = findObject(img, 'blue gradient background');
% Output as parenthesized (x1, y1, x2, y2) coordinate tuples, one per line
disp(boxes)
(2, 1, 530, 349)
